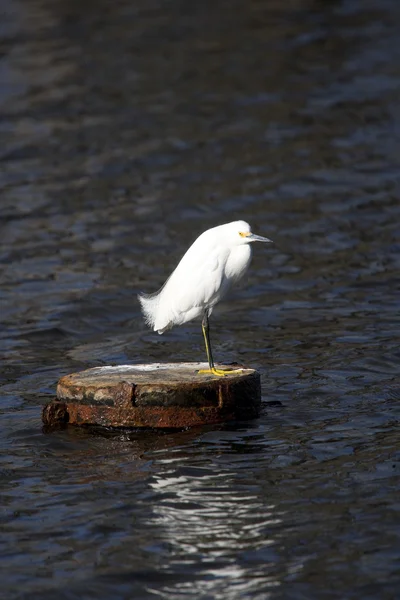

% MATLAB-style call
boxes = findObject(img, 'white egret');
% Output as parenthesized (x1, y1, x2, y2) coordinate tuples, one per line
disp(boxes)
(138, 221, 272, 376)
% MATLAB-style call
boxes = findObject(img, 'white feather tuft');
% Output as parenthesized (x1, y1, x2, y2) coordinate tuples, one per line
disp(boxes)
(138, 292, 160, 330)
(138, 290, 172, 334)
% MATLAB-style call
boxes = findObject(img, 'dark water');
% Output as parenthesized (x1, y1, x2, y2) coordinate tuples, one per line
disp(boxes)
(1, 0, 400, 597)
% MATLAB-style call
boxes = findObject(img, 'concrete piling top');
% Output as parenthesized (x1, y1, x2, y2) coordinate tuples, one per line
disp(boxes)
(43, 362, 262, 430)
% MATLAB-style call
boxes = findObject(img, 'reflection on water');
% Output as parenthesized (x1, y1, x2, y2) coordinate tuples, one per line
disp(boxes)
(148, 456, 281, 598)
(1, 0, 400, 598)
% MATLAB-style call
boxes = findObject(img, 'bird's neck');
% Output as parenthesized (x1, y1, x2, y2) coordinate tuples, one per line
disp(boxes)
(225, 244, 252, 283)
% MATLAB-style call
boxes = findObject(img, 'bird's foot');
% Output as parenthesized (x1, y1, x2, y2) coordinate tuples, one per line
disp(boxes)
(198, 367, 243, 377)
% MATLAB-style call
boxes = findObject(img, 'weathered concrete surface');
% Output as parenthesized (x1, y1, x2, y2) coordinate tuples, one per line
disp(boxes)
(43, 363, 261, 429)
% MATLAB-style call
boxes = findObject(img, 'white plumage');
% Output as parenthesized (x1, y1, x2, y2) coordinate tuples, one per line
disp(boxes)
(138, 220, 272, 376)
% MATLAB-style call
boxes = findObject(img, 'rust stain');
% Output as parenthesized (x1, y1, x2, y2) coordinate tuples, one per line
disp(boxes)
(61, 403, 234, 429)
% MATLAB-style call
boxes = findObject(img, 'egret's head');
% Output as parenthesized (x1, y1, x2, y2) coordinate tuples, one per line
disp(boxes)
(234, 221, 273, 245)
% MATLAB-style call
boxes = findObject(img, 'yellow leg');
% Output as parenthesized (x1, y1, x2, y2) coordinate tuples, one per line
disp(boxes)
(197, 312, 243, 377)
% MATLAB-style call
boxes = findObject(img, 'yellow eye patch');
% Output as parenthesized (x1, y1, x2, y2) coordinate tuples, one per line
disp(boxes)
(239, 231, 251, 237)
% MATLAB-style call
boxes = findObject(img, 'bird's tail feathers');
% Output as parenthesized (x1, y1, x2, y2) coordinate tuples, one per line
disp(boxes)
(138, 291, 172, 334)
(138, 292, 160, 330)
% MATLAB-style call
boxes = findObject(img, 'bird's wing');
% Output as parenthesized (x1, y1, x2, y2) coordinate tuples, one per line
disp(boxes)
(163, 247, 227, 315)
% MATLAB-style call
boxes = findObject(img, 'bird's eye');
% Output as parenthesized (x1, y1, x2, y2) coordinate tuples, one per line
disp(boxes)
(239, 231, 250, 238)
